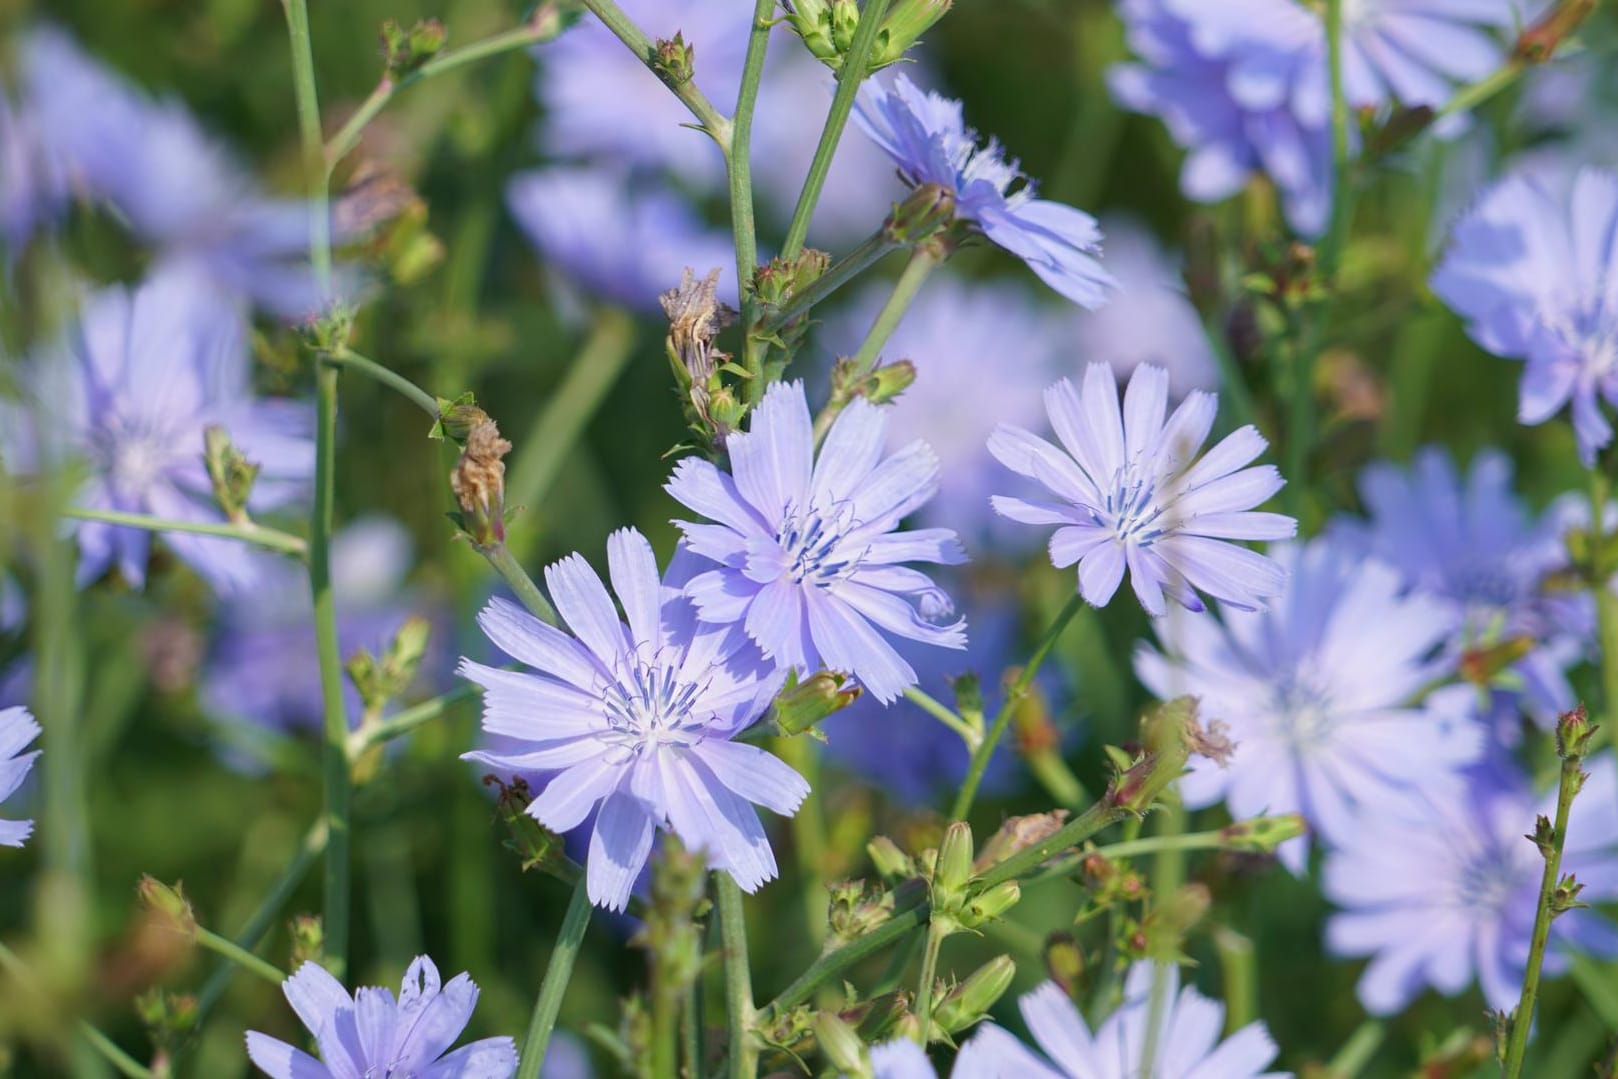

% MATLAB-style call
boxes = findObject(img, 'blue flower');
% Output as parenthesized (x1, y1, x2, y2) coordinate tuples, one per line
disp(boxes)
(1351, 447, 1589, 734)
(1135, 538, 1484, 872)
(506, 165, 736, 314)
(246, 955, 517, 1079)
(462, 528, 808, 911)
(852, 74, 1112, 308)
(1, 272, 313, 594)
(1324, 752, 1618, 1015)
(1431, 163, 1618, 464)
(818, 275, 1067, 550)
(0, 87, 64, 259)
(990, 363, 1296, 616)
(1327, 0, 1518, 116)
(868, 1039, 938, 1079)
(0, 707, 41, 849)
(1109, 0, 1333, 236)
(667, 380, 968, 703)
(956, 965, 1285, 1078)
(24, 27, 332, 318)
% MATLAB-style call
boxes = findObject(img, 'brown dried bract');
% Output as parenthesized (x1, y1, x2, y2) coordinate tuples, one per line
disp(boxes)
(450, 410, 511, 546)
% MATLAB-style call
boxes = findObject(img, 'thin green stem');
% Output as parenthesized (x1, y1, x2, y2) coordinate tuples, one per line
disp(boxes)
(324, 348, 438, 418)
(1202, 317, 1259, 437)
(516, 877, 593, 1079)
(1137, 801, 1187, 1076)
(325, 12, 567, 172)
(1326, 1019, 1385, 1077)
(282, 0, 330, 289)
(194, 926, 286, 986)
(912, 925, 945, 1045)
(777, 734, 830, 945)
(716, 874, 757, 1079)
(651, 976, 679, 1079)
(1320, 0, 1352, 276)
(761, 231, 900, 334)
(1025, 746, 1089, 809)
(1024, 827, 1254, 884)
(950, 592, 1085, 821)
(972, 798, 1129, 893)
(902, 687, 978, 748)
(350, 683, 481, 755)
(778, 0, 893, 261)
(1213, 928, 1256, 1032)
(763, 900, 930, 1016)
(576, 0, 730, 143)
(733, 0, 773, 405)
(481, 542, 560, 626)
(1591, 472, 1618, 751)
(0, 942, 150, 1078)
(1502, 754, 1583, 1077)
(845, 245, 940, 383)
(62, 507, 306, 558)
(682, 978, 701, 1078)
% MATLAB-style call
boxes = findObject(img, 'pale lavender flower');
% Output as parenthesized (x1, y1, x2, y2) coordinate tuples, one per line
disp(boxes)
(246, 955, 517, 1079)
(0, 271, 313, 594)
(1070, 217, 1219, 397)
(1431, 163, 1618, 464)
(0, 707, 41, 848)
(989, 363, 1295, 616)
(868, 1039, 938, 1079)
(1109, 0, 1333, 236)
(203, 518, 442, 747)
(462, 528, 808, 910)
(1135, 537, 1484, 871)
(24, 27, 331, 318)
(819, 275, 1066, 548)
(0, 88, 64, 258)
(1324, 752, 1618, 1014)
(1353, 447, 1589, 732)
(507, 165, 736, 314)
(853, 74, 1112, 308)
(667, 380, 967, 703)
(955, 964, 1287, 1078)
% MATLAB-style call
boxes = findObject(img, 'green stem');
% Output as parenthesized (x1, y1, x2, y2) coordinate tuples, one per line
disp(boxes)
(481, 542, 560, 626)
(349, 683, 481, 755)
(324, 348, 438, 418)
(516, 877, 594, 1079)
(282, 0, 330, 289)
(0, 942, 150, 1078)
(1502, 754, 1583, 1077)
(763, 900, 930, 1016)
(845, 245, 940, 383)
(682, 977, 702, 1078)
(1320, 0, 1352, 276)
(1202, 316, 1259, 437)
(194, 926, 286, 986)
(1137, 801, 1187, 1076)
(1025, 746, 1088, 809)
(950, 593, 1085, 821)
(761, 231, 900, 333)
(62, 507, 307, 558)
(778, 0, 893, 261)
(1213, 927, 1256, 1032)
(1024, 825, 1265, 884)
(777, 734, 830, 945)
(1591, 472, 1618, 750)
(716, 874, 757, 1079)
(1327, 1018, 1385, 1078)
(902, 686, 978, 748)
(732, 0, 773, 405)
(972, 797, 1129, 892)
(912, 924, 945, 1045)
(325, 12, 567, 172)
(575, 0, 730, 143)
(651, 975, 679, 1079)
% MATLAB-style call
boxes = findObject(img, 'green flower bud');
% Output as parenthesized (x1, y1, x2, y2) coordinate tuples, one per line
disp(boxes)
(1044, 933, 1083, 995)
(1550, 873, 1587, 916)
(288, 914, 324, 968)
(933, 955, 1014, 1034)
(884, 182, 957, 245)
(960, 881, 1020, 928)
(784, 0, 841, 64)
(653, 32, 695, 86)
(1106, 697, 1196, 815)
(137, 876, 197, 938)
(1556, 703, 1597, 760)
(1217, 813, 1307, 853)
(933, 821, 974, 899)
(814, 1010, 867, 1075)
(772, 669, 862, 736)
(870, 0, 951, 68)
(203, 425, 259, 526)
(867, 835, 915, 881)
(380, 18, 448, 81)
(830, 0, 861, 53)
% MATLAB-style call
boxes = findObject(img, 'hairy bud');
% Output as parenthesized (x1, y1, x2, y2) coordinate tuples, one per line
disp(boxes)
(380, 18, 448, 81)
(652, 32, 695, 86)
(772, 669, 861, 736)
(450, 410, 512, 548)
(203, 426, 259, 526)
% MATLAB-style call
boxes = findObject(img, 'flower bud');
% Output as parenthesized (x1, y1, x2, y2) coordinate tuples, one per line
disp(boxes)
(449, 410, 512, 548)
(870, 0, 951, 67)
(1044, 933, 1083, 995)
(973, 810, 1068, 874)
(1556, 703, 1597, 760)
(1106, 697, 1195, 815)
(961, 881, 1020, 927)
(135, 988, 199, 1062)
(288, 915, 324, 968)
(1459, 636, 1535, 687)
(829, 0, 861, 52)
(783, 0, 840, 64)
(884, 182, 957, 245)
(1551, 872, 1588, 917)
(933, 955, 1014, 1034)
(137, 876, 197, 938)
(380, 18, 448, 80)
(867, 835, 916, 881)
(431, 393, 482, 443)
(772, 669, 861, 736)
(652, 32, 695, 86)
(814, 1010, 866, 1074)
(933, 821, 974, 897)
(827, 878, 896, 945)
(203, 426, 259, 526)
(1218, 813, 1307, 853)
(487, 775, 568, 873)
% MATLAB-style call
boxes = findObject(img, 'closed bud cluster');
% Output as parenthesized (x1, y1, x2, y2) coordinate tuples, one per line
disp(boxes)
(785, 0, 951, 70)
(288, 915, 324, 967)
(758, 1003, 815, 1055)
(772, 669, 861, 736)
(827, 878, 895, 945)
(380, 18, 448, 81)
(1555, 703, 1597, 760)
(486, 775, 567, 873)
(652, 32, 695, 87)
(449, 408, 512, 549)
(1105, 697, 1196, 815)
(1077, 850, 1146, 907)
(302, 302, 355, 357)
(932, 955, 1014, 1036)
(1550, 872, 1587, 916)
(203, 425, 259, 526)
(752, 249, 831, 362)
(135, 988, 198, 1064)
(1044, 933, 1083, 995)
(883, 182, 957, 246)
(137, 876, 197, 939)
(1219, 813, 1307, 853)
(347, 615, 432, 722)
(829, 358, 917, 417)
(638, 837, 708, 1001)
(662, 267, 742, 448)
(1242, 240, 1323, 311)
(867, 835, 917, 881)
(1459, 636, 1536, 688)
(973, 811, 1069, 874)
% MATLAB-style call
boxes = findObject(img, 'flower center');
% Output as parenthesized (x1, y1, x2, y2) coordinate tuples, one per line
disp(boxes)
(777, 502, 862, 587)
(1453, 840, 1530, 915)
(1269, 674, 1336, 752)
(1098, 460, 1169, 545)
(1542, 289, 1618, 380)
(98, 425, 175, 496)
(599, 655, 710, 754)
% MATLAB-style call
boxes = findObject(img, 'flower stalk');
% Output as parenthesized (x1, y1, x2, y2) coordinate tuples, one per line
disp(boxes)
(717, 873, 758, 1078)
(515, 877, 593, 1079)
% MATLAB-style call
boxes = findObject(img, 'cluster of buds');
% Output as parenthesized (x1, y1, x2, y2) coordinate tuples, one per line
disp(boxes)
(135, 988, 198, 1076)
(930, 822, 1021, 937)
(662, 267, 745, 449)
(1076, 849, 1146, 909)
(380, 17, 448, 82)
(751, 248, 831, 370)
(826, 356, 916, 417)
(346, 615, 431, 718)
(203, 426, 258, 526)
(826, 878, 896, 945)
(652, 33, 695, 87)
(784, 0, 952, 72)
(771, 669, 862, 737)
(335, 163, 445, 287)
(445, 402, 513, 549)
(929, 955, 1015, 1041)
(1216, 813, 1307, 854)
(485, 775, 568, 874)
(1102, 696, 1198, 816)
(883, 182, 957, 248)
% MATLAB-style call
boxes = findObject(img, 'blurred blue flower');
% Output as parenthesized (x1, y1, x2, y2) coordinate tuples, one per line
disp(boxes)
(1109, 0, 1333, 236)
(0, 706, 40, 848)
(1352, 447, 1589, 734)
(868, 1039, 937, 1078)
(246, 954, 517, 1079)
(668, 380, 968, 703)
(506, 165, 736, 314)
(203, 517, 441, 747)
(956, 964, 1284, 1077)
(1324, 751, 1618, 1015)
(1135, 537, 1484, 872)
(1070, 217, 1219, 398)
(1, 271, 313, 594)
(819, 275, 1066, 551)
(990, 363, 1295, 616)
(1432, 163, 1618, 464)
(821, 594, 1030, 806)
(463, 529, 808, 911)
(0, 88, 64, 259)
(852, 74, 1112, 308)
